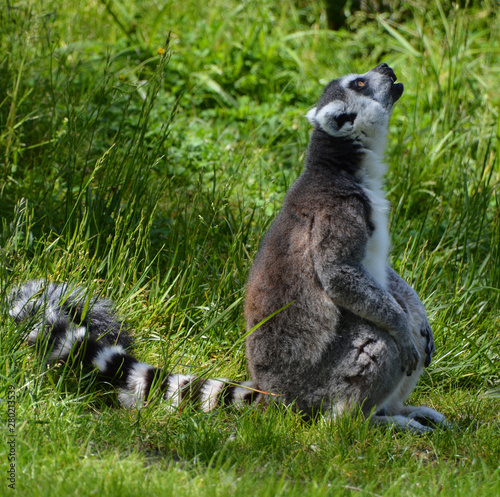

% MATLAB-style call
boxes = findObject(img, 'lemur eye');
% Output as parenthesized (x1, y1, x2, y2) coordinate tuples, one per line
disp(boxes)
(348, 78, 368, 92)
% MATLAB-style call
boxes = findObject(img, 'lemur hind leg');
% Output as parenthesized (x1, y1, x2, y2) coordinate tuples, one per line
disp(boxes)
(372, 268, 449, 432)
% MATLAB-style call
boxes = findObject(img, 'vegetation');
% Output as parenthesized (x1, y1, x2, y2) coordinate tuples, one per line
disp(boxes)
(1, 0, 498, 495)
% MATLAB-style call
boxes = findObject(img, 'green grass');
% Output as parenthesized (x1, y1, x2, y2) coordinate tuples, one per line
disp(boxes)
(1, 0, 499, 495)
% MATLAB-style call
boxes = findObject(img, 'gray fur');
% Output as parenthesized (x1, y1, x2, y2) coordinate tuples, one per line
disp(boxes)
(9, 279, 130, 349)
(245, 64, 447, 432)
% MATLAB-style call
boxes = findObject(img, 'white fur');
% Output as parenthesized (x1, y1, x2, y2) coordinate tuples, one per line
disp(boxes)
(8, 302, 23, 320)
(307, 100, 392, 287)
(163, 374, 196, 408)
(358, 153, 391, 289)
(314, 101, 354, 137)
(118, 362, 155, 408)
(306, 107, 317, 126)
(93, 345, 126, 372)
(228, 381, 255, 408)
(199, 379, 227, 412)
(308, 73, 392, 155)
(48, 325, 87, 362)
(16, 305, 62, 345)
(27, 323, 43, 345)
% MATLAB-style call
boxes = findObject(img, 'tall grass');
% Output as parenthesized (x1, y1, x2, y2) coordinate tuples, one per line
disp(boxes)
(0, 0, 499, 496)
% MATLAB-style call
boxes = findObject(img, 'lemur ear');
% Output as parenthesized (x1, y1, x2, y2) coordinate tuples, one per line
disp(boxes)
(306, 107, 317, 126)
(314, 101, 357, 136)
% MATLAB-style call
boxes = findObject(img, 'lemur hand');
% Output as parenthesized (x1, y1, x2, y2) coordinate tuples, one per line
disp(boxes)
(396, 332, 421, 376)
(420, 323, 435, 367)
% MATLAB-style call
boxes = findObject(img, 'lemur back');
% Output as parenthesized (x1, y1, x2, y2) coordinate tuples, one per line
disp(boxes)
(9, 64, 448, 433)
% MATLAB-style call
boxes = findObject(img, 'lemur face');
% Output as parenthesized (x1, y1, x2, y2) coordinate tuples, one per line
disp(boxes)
(306, 64, 404, 149)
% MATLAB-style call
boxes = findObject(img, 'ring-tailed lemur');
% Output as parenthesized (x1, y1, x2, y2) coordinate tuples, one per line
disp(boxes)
(9, 64, 448, 433)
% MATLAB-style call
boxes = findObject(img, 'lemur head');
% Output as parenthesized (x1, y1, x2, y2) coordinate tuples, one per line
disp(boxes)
(306, 64, 404, 153)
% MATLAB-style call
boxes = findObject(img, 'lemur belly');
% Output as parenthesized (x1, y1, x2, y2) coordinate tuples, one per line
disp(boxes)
(360, 180, 390, 289)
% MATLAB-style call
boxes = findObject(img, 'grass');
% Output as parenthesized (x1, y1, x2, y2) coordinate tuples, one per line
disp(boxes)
(1, 0, 499, 495)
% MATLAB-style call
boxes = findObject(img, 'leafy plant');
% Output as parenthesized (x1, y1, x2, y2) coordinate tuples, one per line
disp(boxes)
(0, 1, 498, 496)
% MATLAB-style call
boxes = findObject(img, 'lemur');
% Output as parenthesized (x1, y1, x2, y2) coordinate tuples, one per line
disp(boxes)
(9, 64, 448, 433)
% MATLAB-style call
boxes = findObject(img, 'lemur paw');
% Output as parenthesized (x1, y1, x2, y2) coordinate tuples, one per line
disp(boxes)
(397, 337, 421, 376)
(420, 323, 435, 367)
(402, 406, 451, 430)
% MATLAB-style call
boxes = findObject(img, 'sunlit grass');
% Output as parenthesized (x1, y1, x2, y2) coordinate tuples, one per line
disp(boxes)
(0, 0, 498, 496)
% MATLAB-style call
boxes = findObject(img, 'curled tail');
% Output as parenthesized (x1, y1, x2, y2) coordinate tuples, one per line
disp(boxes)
(9, 280, 259, 410)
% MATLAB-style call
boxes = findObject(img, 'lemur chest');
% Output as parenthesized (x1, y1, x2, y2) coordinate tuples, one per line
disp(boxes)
(360, 181, 390, 289)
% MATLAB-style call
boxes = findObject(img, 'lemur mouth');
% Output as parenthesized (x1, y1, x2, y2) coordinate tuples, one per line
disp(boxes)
(390, 81, 404, 102)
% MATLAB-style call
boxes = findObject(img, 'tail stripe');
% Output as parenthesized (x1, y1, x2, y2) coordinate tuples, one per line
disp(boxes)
(74, 338, 102, 367)
(218, 383, 242, 407)
(49, 326, 87, 362)
(217, 380, 259, 408)
(163, 374, 197, 408)
(139, 366, 166, 403)
(38, 318, 69, 347)
(93, 345, 128, 374)
(118, 362, 156, 408)
(199, 379, 226, 411)
(230, 381, 259, 406)
(179, 378, 207, 406)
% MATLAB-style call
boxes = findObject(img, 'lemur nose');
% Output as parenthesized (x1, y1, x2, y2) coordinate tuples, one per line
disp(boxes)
(372, 63, 397, 82)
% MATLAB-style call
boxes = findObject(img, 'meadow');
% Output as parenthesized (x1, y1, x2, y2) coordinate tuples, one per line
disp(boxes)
(0, 0, 499, 495)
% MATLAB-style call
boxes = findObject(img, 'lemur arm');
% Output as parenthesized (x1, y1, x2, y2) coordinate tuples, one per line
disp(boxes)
(310, 199, 420, 374)
(386, 267, 435, 367)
